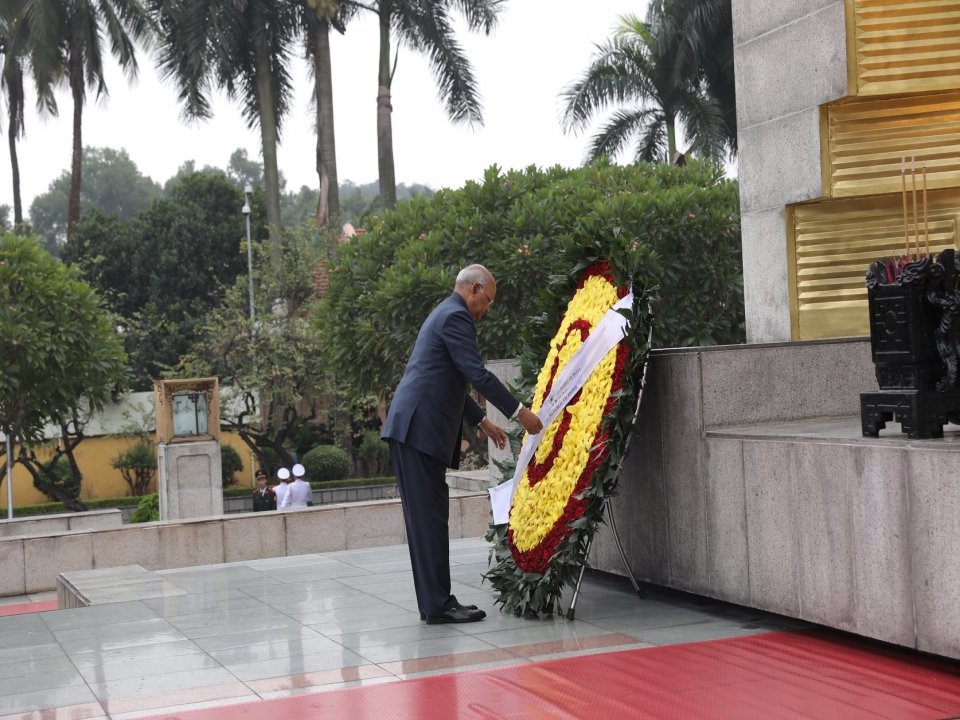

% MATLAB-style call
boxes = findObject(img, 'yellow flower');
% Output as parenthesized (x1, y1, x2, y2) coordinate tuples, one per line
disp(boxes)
(509, 275, 620, 552)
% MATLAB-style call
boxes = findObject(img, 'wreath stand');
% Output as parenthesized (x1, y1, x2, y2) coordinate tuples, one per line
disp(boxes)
(565, 344, 651, 621)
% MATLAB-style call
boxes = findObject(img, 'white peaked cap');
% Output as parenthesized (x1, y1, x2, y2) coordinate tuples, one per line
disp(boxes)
(292, 464, 305, 477)
(277, 468, 291, 480)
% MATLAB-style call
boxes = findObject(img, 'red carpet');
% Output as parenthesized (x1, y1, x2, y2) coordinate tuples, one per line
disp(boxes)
(0, 600, 58, 617)
(150, 630, 960, 719)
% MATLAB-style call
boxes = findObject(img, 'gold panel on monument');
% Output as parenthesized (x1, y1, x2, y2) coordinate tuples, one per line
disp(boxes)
(824, 92, 960, 197)
(790, 191, 960, 340)
(849, 0, 960, 97)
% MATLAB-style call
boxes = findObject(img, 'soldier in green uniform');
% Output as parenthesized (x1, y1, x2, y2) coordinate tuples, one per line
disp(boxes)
(252, 470, 277, 512)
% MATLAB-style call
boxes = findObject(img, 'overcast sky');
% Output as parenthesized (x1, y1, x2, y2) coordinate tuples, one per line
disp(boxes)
(0, 1, 655, 213)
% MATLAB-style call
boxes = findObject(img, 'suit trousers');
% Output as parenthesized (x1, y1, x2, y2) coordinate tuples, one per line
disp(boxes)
(388, 439, 454, 616)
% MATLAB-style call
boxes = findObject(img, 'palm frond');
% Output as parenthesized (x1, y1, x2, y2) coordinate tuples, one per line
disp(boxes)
(675, 87, 726, 161)
(559, 33, 655, 134)
(394, 1, 483, 126)
(584, 106, 659, 164)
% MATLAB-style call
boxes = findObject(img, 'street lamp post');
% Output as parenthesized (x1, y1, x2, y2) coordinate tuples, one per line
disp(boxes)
(243, 185, 255, 324)
(5, 434, 11, 520)
(242, 186, 258, 488)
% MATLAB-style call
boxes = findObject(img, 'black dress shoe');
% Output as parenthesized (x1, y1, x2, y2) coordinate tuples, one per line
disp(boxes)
(420, 600, 478, 621)
(425, 607, 486, 625)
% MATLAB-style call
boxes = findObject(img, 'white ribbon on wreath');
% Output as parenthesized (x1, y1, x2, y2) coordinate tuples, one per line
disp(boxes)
(489, 291, 634, 525)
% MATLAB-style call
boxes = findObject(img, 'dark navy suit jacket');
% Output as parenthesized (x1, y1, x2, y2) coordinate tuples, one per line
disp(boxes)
(382, 293, 520, 469)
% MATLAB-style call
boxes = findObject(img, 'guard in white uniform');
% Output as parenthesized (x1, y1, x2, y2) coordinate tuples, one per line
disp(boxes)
(274, 468, 291, 510)
(282, 463, 312, 509)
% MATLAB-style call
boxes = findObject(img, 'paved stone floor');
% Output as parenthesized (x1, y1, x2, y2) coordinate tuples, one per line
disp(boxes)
(0, 537, 947, 719)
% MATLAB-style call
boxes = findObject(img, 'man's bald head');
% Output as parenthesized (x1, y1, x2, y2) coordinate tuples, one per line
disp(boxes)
(455, 264, 497, 321)
(455, 264, 493, 290)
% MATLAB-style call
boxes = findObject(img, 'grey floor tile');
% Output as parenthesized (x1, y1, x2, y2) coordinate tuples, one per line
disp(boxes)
(243, 554, 328, 570)
(205, 635, 343, 666)
(284, 601, 411, 626)
(334, 624, 461, 650)
(51, 617, 180, 645)
(0, 595, 31, 606)
(174, 614, 303, 640)
(470, 620, 612, 649)
(40, 602, 159, 631)
(627, 619, 773, 646)
(257, 566, 373, 582)
(0, 667, 86, 697)
(448, 612, 560, 636)
(0, 653, 75, 681)
(0, 641, 64, 666)
(141, 591, 252, 617)
(166, 604, 273, 631)
(337, 571, 415, 588)
(308, 610, 424, 637)
(0, 628, 57, 650)
(258, 586, 366, 608)
(0, 613, 48, 633)
(57, 625, 187, 655)
(78, 649, 220, 684)
(194, 626, 325, 653)
(67, 638, 205, 669)
(88, 666, 239, 701)
(169, 577, 283, 594)
(353, 635, 497, 664)
(587, 607, 718, 634)
(0, 684, 98, 716)
(239, 579, 348, 599)
(224, 647, 368, 682)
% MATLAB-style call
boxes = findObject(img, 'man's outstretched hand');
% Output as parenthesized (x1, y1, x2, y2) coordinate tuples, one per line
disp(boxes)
(517, 406, 543, 435)
(479, 418, 508, 450)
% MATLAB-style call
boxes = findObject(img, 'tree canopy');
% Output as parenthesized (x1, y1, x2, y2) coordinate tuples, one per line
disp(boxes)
(62, 171, 268, 389)
(0, 233, 127, 508)
(318, 160, 744, 402)
(30, 147, 162, 254)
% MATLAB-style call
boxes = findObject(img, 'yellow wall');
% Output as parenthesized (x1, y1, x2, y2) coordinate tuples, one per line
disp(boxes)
(1, 432, 257, 508)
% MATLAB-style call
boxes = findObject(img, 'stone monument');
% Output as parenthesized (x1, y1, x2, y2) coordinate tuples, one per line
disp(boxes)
(154, 378, 223, 521)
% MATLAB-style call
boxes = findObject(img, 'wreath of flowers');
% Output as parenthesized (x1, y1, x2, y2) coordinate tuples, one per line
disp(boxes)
(485, 251, 654, 617)
(507, 262, 629, 573)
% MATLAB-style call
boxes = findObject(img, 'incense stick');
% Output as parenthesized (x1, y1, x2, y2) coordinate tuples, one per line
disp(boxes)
(901, 157, 910, 259)
(911, 156, 920, 259)
(902, 157, 911, 260)
(923, 160, 930, 257)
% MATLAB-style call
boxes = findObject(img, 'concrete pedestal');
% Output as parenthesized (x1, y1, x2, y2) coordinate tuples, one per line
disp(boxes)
(158, 440, 223, 521)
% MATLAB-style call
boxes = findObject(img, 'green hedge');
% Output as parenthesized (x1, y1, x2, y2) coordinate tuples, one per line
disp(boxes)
(318, 159, 744, 400)
(4, 477, 399, 518)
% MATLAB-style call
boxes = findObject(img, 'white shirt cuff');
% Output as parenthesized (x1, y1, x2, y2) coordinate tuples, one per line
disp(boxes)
(511, 402, 522, 418)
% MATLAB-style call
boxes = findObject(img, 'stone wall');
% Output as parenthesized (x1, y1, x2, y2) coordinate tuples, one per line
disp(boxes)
(0, 494, 490, 596)
(732, 1, 848, 343)
(590, 339, 960, 660)
(0, 510, 122, 538)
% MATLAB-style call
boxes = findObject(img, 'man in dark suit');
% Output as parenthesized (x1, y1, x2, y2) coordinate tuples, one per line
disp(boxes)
(252, 470, 277, 512)
(382, 265, 543, 624)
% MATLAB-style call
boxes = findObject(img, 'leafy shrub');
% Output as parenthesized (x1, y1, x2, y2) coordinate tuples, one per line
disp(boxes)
(357, 430, 391, 476)
(130, 493, 159, 523)
(318, 160, 743, 400)
(220, 445, 244, 487)
(111, 439, 157, 496)
(302, 445, 352, 482)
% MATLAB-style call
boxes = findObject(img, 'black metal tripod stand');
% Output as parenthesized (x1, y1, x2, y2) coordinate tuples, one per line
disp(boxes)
(566, 346, 651, 621)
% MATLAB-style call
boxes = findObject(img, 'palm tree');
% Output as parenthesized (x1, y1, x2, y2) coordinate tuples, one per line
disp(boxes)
(560, 13, 726, 165)
(15, 0, 151, 241)
(345, 0, 501, 210)
(0, 3, 27, 231)
(149, 0, 298, 250)
(651, 0, 736, 154)
(303, 0, 355, 229)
